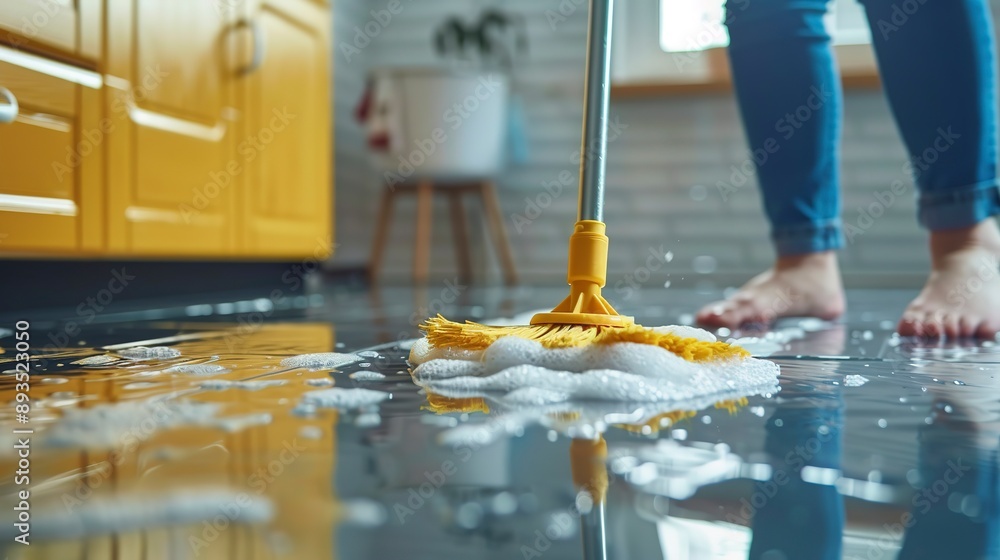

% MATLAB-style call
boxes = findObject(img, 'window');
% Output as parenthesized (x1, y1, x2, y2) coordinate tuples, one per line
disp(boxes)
(658, 0, 872, 53)
(612, 0, 878, 93)
(659, 0, 728, 53)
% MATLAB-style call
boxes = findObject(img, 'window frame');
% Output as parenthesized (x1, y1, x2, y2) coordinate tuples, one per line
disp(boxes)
(611, 0, 881, 98)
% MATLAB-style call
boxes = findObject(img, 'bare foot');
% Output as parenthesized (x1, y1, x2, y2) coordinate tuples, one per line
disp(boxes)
(898, 219, 1000, 339)
(696, 251, 846, 329)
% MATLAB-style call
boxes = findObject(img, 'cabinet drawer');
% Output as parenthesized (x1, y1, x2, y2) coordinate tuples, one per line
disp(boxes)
(0, 0, 77, 54)
(0, 49, 103, 253)
(0, 0, 102, 61)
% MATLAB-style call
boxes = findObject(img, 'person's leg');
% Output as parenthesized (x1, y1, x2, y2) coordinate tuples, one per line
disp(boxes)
(697, 0, 846, 328)
(859, 0, 1000, 338)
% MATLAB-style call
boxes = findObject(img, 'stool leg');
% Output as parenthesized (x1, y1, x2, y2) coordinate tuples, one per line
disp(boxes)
(480, 181, 518, 286)
(413, 179, 433, 284)
(449, 190, 473, 285)
(368, 186, 396, 284)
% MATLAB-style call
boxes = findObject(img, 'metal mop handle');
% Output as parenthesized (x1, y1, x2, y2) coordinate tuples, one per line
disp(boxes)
(578, 0, 614, 222)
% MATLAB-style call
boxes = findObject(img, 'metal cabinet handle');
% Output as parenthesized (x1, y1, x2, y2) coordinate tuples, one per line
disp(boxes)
(0, 87, 18, 124)
(234, 19, 265, 76)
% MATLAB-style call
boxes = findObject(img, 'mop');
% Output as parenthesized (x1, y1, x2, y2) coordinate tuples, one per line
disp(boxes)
(414, 0, 767, 384)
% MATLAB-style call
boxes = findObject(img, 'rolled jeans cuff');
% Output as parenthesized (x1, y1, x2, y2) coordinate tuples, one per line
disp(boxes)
(918, 180, 1000, 230)
(772, 219, 844, 255)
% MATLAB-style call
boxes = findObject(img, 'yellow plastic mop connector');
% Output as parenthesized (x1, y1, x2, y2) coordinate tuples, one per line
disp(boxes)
(531, 220, 634, 328)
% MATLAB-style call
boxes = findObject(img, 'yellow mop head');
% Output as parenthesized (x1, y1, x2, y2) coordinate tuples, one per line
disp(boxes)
(421, 220, 749, 362)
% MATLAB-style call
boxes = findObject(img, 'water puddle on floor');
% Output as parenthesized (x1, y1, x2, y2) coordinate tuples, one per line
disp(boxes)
(0, 314, 997, 559)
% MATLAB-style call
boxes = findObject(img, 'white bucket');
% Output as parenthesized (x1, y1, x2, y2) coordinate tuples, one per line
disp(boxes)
(371, 68, 509, 181)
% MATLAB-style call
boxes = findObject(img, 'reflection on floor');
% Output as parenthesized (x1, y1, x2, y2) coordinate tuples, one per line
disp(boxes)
(0, 286, 997, 559)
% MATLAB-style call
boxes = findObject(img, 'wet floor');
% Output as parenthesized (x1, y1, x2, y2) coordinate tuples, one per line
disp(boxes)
(1, 285, 998, 559)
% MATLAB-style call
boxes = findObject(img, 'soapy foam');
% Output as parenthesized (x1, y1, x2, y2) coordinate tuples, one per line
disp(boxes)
(843, 374, 870, 387)
(301, 387, 389, 409)
(117, 346, 182, 360)
(281, 352, 361, 369)
(0, 491, 272, 541)
(43, 400, 219, 449)
(350, 371, 387, 381)
(41, 399, 273, 450)
(73, 354, 119, 366)
(166, 364, 230, 375)
(214, 413, 273, 432)
(435, 390, 770, 448)
(199, 379, 287, 391)
(306, 377, 335, 387)
(411, 326, 779, 404)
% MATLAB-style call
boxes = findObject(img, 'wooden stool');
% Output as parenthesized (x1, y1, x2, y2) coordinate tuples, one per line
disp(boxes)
(367, 179, 518, 285)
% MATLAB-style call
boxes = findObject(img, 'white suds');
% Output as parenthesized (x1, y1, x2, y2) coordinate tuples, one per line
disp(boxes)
(299, 426, 323, 439)
(214, 413, 272, 432)
(503, 387, 570, 405)
(200, 379, 287, 391)
(166, 364, 230, 375)
(305, 378, 335, 387)
(410, 328, 779, 404)
(43, 401, 219, 449)
(357, 350, 380, 358)
(350, 371, 387, 381)
(843, 374, 870, 387)
(73, 354, 118, 366)
(0, 491, 272, 542)
(117, 346, 182, 361)
(301, 388, 389, 409)
(281, 352, 361, 369)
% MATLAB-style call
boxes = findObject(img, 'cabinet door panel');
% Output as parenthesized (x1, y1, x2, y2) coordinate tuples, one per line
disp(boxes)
(0, 0, 77, 55)
(106, 0, 237, 255)
(0, 53, 102, 253)
(242, 0, 332, 257)
(134, 1, 223, 123)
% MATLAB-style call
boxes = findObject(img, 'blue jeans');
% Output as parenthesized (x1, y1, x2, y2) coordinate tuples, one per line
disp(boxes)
(725, 0, 1000, 255)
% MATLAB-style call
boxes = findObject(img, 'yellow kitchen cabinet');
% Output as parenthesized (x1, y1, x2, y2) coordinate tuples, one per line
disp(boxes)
(0, 0, 332, 259)
(0, 0, 102, 62)
(0, 45, 104, 253)
(104, 0, 240, 255)
(238, 0, 333, 258)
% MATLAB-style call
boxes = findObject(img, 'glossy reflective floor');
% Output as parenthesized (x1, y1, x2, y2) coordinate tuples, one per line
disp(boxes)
(1, 285, 998, 560)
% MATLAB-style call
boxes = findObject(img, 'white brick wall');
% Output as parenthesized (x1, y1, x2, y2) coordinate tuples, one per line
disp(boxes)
(330, 0, 1000, 288)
